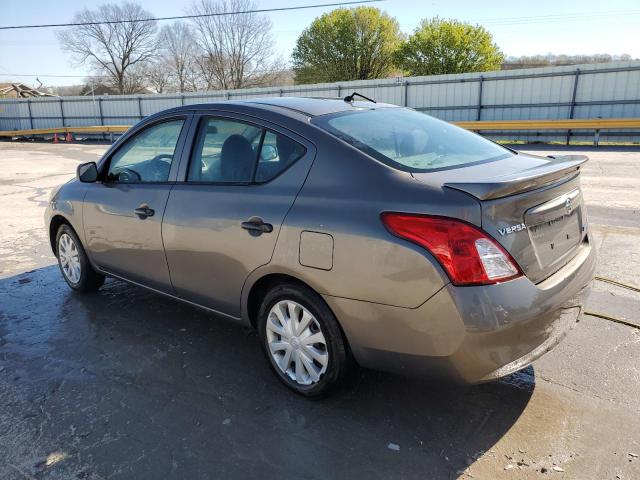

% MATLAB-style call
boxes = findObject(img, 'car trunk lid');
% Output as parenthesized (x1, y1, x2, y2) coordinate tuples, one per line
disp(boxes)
(442, 154, 587, 200)
(412, 153, 589, 283)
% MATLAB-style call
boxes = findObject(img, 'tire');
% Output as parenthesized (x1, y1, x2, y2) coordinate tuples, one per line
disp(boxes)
(257, 283, 353, 397)
(55, 224, 105, 292)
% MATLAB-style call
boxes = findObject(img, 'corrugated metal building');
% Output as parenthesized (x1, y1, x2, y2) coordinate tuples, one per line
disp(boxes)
(1, 61, 639, 142)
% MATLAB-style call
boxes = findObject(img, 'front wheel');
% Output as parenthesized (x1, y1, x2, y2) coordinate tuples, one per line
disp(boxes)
(258, 283, 353, 397)
(56, 224, 105, 292)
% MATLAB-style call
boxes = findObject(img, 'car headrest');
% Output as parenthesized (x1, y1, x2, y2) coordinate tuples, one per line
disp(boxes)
(220, 134, 254, 182)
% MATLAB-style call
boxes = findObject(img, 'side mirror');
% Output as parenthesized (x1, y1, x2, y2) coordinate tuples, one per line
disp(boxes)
(77, 162, 98, 183)
(261, 145, 278, 161)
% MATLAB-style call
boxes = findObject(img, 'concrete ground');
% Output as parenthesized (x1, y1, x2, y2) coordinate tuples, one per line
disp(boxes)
(0, 141, 639, 480)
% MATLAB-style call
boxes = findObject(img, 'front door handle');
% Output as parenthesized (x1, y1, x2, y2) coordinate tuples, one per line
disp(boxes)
(241, 217, 273, 234)
(134, 204, 155, 219)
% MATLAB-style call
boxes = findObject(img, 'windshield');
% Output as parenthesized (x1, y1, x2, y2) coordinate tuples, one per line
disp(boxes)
(312, 108, 513, 172)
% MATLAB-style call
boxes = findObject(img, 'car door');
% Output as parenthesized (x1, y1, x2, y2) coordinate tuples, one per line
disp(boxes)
(162, 113, 315, 317)
(83, 115, 191, 292)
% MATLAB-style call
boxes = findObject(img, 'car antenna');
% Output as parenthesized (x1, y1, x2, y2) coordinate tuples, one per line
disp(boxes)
(343, 91, 377, 104)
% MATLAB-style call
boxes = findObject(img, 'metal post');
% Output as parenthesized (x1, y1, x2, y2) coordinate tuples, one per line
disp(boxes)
(97, 97, 104, 125)
(26, 99, 33, 130)
(98, 97, 105, 141)
(137, 96, 143, 120)
(279, 89, 283, 97)
(180, 95, 184, 106)
(403, 81, 409, 107)
(566, 68, 581, 145)
(337, 85, 341, 98)
(59, 99, 65, 127)
(476, 76, 484, 121)
(594, 129, 600, 147)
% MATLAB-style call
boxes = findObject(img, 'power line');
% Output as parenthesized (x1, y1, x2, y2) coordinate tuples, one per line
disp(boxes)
(0, 73, 111, 78)
(480, 11, 640, 26)
(0, 66, 293, 79)
(476, 9, 640, 24)
(0, 0, 384, 30)
(394, 10, 640, 30)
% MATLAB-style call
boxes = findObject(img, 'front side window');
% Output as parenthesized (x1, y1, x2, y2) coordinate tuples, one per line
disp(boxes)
(107, 119, 185, 183)
(188, 117, 306, 183)
(312, 108, 513, 172)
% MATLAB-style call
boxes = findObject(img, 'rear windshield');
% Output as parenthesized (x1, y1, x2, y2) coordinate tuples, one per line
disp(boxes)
(312, 108, 513, 172)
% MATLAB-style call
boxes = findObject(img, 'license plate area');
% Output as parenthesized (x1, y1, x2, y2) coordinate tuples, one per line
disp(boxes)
(525, 189, 583, 269)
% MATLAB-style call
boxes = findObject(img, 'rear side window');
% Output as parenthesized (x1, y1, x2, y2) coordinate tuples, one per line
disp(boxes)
(255, 131, 306, 182)
(188, 118, 262, 183)
(312, 108, 512, 172)
(188, 117, 306, 183)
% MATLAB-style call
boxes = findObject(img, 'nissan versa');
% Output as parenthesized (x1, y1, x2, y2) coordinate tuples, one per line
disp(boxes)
(45, 96, 596, 397)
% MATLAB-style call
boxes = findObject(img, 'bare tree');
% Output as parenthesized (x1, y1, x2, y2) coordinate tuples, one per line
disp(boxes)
(158, 21, 198, 92)
(57, 2, 157, 94)
(192, 54, 218, 90)
(145, 62, 173, 93)
(121, 65, 150, 94)
(188, 0, 280, 90)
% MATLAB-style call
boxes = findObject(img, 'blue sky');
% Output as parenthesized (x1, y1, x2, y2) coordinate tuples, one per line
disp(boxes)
(1, 0, 639, 86)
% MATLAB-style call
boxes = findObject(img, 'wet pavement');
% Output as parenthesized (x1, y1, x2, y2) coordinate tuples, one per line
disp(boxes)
(1, 142, 640, 479)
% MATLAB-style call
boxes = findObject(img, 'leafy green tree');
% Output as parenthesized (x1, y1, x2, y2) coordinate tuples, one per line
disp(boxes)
(395, 18, 504, 75)
(292, 7, 402, 84)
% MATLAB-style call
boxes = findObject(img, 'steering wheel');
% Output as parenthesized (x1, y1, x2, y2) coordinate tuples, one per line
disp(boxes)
(151, 153, 174, 163)
(116, 168, 142, 183)
(146, 154, 173, 181)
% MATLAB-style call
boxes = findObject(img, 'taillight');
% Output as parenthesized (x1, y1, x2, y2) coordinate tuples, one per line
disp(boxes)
(381, 212, 522, 286)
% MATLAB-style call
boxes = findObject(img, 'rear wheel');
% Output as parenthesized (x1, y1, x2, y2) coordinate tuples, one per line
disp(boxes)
(56, 224, 104, 292)
(258, 283, 352, 397)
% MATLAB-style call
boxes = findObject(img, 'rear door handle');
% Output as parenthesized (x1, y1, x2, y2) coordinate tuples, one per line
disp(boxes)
(241, 217, 273, 234)
(134, 205, 155, 219)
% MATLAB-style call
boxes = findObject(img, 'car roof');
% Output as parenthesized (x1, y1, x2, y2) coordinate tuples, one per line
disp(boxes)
(239, 97, 399, 117)
(167, 96, 400, 119)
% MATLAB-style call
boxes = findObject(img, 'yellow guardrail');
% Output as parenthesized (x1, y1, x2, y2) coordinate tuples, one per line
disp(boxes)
(0, 125, 130, 137)
(1, 118, 639, 139)
(454, 118, 640, 130)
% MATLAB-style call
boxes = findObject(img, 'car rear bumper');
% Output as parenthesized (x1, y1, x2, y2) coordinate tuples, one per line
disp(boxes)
(323, 239, 596, 383)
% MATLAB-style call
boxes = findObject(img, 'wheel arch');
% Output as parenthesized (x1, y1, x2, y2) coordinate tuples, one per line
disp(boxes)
(242, 271, 351, 355)
(245, 273, 314, 329)
(244, 271, 356, 363)
(49, 214, 74, 256)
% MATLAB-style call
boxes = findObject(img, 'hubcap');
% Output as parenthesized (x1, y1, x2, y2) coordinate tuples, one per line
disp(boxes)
(265, 300, 328, 385)
(58, 233, 81, 284)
